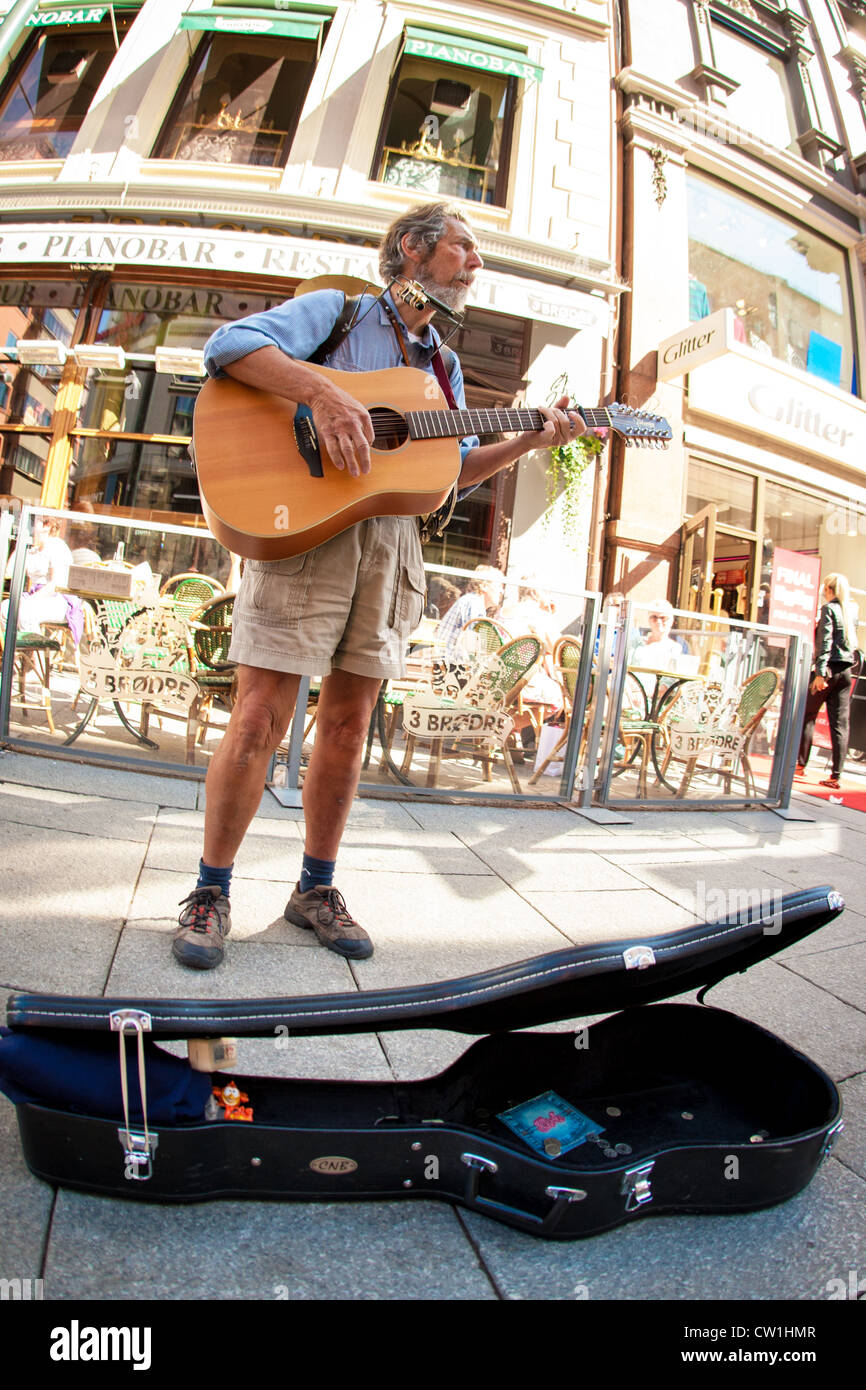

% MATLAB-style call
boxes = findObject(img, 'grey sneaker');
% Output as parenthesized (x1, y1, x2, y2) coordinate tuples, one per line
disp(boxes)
(284, 884, 373, 960)
(173, 885, 231, 969)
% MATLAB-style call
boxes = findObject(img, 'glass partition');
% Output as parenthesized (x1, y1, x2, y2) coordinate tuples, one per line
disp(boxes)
(1, 505, 233, 772)
(589, 599, 809, 808)
(271, 566, 600, 804)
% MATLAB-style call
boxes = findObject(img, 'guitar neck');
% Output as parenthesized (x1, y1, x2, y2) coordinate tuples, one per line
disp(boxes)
(406, 404, 610, 439)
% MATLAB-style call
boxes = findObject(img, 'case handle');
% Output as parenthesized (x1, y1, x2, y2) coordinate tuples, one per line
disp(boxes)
(460, 1153, 587, 1235)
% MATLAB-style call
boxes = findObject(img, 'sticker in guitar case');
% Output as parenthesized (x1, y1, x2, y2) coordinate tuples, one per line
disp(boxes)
(497, 1091, 602, 1157)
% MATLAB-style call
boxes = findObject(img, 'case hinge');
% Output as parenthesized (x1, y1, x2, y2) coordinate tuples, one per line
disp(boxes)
(621, 1160, 655, 1211)
(109, 1008, 152, 1033)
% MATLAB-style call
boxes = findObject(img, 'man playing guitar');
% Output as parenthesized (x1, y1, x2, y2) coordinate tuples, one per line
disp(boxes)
(174, 200, 584, 970)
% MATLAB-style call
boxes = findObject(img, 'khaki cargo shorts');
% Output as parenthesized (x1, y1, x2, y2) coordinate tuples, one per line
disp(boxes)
(228, 516, 426, 680)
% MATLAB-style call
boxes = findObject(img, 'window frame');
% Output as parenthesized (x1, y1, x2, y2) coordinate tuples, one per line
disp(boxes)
(152, 26, 322, 170)
(370, 38, 519, 209)
(0, 17, 131, 162)
(689, 0, 843, 168)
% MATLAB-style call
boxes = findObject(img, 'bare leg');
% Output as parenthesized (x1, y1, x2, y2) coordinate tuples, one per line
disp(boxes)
(301, 668, 383, 861)
(202, 664, 301, 866)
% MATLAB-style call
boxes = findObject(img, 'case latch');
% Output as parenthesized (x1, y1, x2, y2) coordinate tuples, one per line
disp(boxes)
(110, 1009, 155, 1182)
(622, 946, 656, 970)
(819, 1119, 844, 1165)
(621, 1160, 655, 1211)
(117, 1128, 159, 1182)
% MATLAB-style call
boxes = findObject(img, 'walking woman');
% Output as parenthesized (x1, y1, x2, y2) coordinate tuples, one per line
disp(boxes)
(796, 573, 860, 789)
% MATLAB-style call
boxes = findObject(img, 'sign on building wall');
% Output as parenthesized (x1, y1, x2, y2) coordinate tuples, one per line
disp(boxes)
(0, 224, 607, 332)
(657, 308, 734, 381)
(687, 348, 866, 473)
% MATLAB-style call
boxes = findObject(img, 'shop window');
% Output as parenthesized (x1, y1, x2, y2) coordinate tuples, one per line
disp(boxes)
(0, 280, 78, 494)
(687, 174, 856, 392)
(154, 32, 321, 167)
(69, 280, 287, 512)
(686, 459, 754, 532)
(372, 31, 535, 206)
(0, 18, 133, 161)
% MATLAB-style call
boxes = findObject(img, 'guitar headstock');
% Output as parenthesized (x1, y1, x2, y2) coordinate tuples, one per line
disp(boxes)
(594, 404, 672, 447)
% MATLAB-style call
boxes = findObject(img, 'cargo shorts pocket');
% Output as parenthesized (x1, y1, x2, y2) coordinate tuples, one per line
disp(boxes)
(243, 552, 315, 629)
(389, 563, 426, 636)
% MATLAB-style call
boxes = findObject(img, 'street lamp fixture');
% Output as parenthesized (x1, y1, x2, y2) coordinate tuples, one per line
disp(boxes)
(14, 339, 68, 366)
(155, 347, 206, 375)
(73, 344, 127, 370)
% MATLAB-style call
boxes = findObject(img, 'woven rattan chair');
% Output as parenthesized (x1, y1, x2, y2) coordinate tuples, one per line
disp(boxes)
(527, 635, 585, 785)
(664, 668, 781, 798)
(400, 634, 542, 791)
(185, 594, 236, 762)
(457, 616, 510, 659)
(3, 629, 63, 733)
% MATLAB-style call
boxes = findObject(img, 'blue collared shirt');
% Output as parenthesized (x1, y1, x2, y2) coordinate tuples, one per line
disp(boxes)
(203, 289, 480, 465)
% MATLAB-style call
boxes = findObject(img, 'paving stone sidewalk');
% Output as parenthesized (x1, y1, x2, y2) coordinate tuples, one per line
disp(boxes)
(1, 750, 864, 1302)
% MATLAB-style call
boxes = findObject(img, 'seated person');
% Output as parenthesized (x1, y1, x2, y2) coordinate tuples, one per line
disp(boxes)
(631, 598, 685, 672)
(435, 565, 505, 658)
(500, 575, 562, 713)
(2, 517, 77, 635)
(425, 575, 459, 622)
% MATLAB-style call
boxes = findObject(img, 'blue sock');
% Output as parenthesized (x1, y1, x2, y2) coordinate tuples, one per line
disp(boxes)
(197, 859, 233, 898)
(299, 854, 335, 894)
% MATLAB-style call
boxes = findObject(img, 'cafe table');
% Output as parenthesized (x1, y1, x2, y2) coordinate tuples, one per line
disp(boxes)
(626, 665, 708, 792)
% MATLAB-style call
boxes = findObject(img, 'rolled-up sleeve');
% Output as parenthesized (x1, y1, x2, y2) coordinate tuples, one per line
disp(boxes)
(203, 290, 345, 378)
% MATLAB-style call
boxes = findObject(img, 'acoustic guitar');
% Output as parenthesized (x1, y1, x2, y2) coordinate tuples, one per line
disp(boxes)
(193, 362, 672, 561)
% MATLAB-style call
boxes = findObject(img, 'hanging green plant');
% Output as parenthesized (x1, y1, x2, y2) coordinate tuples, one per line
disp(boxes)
(542, 374, 603, 543)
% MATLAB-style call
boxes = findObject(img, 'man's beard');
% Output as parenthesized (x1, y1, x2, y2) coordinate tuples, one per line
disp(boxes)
(413, 264, 472, 313)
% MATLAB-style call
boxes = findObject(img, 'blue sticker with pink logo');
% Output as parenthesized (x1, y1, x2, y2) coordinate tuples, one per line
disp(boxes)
(497, 1091, 602, 1156)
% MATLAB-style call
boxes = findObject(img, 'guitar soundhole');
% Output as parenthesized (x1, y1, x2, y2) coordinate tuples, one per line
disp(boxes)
(369, 408, 409, 452)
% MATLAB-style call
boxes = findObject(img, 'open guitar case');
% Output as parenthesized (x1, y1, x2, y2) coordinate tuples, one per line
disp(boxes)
(0, 885, 845, 1240)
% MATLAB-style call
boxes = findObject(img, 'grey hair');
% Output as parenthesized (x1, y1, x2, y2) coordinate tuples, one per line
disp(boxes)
(378, 202, 474, 282)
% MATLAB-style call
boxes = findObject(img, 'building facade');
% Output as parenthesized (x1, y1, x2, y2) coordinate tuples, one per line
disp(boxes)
(613, 0, 866, 639)
(0, 0, 619, 591)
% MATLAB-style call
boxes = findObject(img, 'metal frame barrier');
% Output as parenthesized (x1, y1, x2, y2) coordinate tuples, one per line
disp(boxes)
(592, 602, 812, 811)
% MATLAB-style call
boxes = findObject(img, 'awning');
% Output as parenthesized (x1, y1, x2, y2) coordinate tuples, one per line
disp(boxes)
(404, 25, 542, 84)
(179, 6, 326, 41)
(24, 4, 138, 25)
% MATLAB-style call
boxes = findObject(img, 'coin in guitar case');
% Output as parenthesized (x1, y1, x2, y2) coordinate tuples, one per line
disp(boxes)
(615, 1143, 632, 1155)
(544, 1138, 562, 1157)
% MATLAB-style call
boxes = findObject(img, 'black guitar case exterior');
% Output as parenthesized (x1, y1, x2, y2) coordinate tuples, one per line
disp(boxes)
(0, 886, 845, 1240)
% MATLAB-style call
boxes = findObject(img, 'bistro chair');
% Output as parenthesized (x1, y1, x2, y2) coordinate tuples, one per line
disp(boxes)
(527, 635, 585, 785)
(458, 616, 510, 659)
(2, 629, 63, 734)
(161, 572, 225, 625)
(661, 668, 781, 798)
(400, 635, 542, 791)
(185, 594, 237, 763)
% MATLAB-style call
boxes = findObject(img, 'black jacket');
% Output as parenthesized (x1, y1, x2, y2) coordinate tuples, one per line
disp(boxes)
(814, 600, 854, 676)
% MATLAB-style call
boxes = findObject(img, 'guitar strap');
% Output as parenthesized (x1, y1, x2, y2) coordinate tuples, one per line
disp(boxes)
(379, 298, 460, 541)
